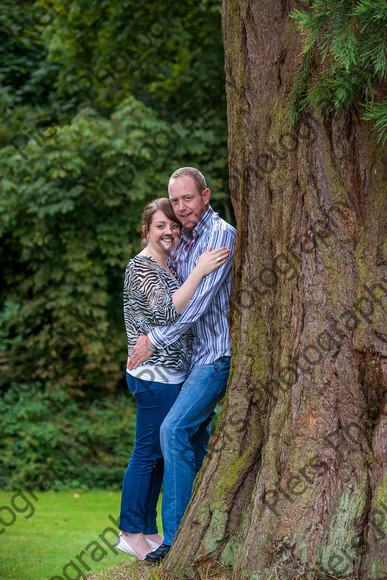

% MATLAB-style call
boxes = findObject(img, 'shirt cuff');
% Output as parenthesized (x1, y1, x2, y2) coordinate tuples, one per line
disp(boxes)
(148, 327, 165, 350)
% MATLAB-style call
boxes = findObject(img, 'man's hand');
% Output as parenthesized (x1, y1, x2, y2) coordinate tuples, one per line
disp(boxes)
(127, 335, 154, 370)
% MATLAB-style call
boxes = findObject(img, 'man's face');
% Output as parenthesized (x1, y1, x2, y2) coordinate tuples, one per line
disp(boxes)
(168, 176, 210, 230)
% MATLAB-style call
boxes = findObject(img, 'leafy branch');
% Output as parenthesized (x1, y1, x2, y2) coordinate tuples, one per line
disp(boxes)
(289, 0, 387, 142)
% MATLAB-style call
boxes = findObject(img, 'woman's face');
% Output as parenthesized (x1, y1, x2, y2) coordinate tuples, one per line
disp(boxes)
(145, 209, 181, 254)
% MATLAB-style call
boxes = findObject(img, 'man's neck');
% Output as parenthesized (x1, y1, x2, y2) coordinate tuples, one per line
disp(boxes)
(183, 227, 194, 240)
(183, 205, 210, 239)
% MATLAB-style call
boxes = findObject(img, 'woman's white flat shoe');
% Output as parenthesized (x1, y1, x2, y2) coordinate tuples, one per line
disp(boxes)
(115, 532, 143, 560)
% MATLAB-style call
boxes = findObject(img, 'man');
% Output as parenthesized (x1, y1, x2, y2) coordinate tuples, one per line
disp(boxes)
(128, 167, 236, 562)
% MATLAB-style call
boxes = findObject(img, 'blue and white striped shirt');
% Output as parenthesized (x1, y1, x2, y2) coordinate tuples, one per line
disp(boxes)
(148, 206, 236, 370)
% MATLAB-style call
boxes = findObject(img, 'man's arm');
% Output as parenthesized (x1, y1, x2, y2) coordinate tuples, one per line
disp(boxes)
(128, 227, 235, 368)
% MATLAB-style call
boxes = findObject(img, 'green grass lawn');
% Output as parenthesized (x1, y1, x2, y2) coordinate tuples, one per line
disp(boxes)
(0, 489, 162, 580)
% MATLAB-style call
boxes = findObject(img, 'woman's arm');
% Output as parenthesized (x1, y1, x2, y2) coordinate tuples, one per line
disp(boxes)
(172, 247, 230, 312)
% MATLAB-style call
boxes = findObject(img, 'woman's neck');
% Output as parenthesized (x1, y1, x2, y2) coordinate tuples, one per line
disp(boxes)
(141, 244, 170, 269)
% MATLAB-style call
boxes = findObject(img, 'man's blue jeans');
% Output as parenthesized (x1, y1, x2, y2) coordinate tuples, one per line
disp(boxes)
(160, 356, 231, 545)
(119, 373, 181, 534)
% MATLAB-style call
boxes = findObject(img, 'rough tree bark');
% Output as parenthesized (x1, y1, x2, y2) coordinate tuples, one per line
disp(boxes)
(163, 1, 386, 578)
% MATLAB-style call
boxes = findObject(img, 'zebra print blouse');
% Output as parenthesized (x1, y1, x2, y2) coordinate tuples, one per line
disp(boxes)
(123, 254, 192, 371)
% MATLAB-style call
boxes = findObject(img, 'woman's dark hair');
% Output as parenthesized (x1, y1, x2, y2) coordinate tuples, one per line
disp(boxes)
(141, 197, 181, 247)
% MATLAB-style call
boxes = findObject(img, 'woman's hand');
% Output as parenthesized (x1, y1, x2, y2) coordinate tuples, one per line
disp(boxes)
(195, 247, 231, 277)
(171, 247, 231, 312)
(127, 335, 153, 369)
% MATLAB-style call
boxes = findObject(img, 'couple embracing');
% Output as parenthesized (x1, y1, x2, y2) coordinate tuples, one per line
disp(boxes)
(116, 167, 236, 562)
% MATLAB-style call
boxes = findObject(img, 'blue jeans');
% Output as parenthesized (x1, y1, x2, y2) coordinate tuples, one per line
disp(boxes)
(119, 373, 181, 534)
(160, 356, 231, 545)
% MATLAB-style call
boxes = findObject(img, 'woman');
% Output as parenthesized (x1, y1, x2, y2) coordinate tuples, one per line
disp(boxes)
(116, 198, 229, 560)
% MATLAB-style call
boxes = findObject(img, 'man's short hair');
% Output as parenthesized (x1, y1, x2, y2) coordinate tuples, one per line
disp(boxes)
(169, 167, 207, 194)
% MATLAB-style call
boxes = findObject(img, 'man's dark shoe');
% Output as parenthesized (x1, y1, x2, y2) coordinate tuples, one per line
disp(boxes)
(145, 543, 171, 563)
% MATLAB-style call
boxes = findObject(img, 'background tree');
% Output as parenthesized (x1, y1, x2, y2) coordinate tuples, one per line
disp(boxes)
(0, 0, 232, 490)
(0, 0, 233, 402)
(163, 1, 386, 578)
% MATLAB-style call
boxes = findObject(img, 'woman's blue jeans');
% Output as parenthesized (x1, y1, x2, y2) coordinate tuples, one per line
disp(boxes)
(119, 373, 181, 534)
(160, 356, 231, 545)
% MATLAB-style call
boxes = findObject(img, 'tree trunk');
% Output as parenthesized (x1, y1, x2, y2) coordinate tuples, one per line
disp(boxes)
(163, 1, 386, 578)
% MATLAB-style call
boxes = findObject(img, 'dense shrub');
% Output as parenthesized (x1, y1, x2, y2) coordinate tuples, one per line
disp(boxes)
(1, 0, 232, 404)
(0, 382, 136, 490)
(0, 95, 230, 400)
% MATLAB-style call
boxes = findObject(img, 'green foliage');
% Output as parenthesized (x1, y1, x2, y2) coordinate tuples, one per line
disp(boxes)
(1, 0, 230, 199)
(0, 380, 221, 491)
(0, 0, 232, 401)
(289, 0, 387, 140)
(0, 383, 136, 490)
(44, 0, 224, 117)
(40, 0, 230, 212)
(0, 1, 60, 146)
(1, 95, 228, 395)
(363, 97, 387, 142)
